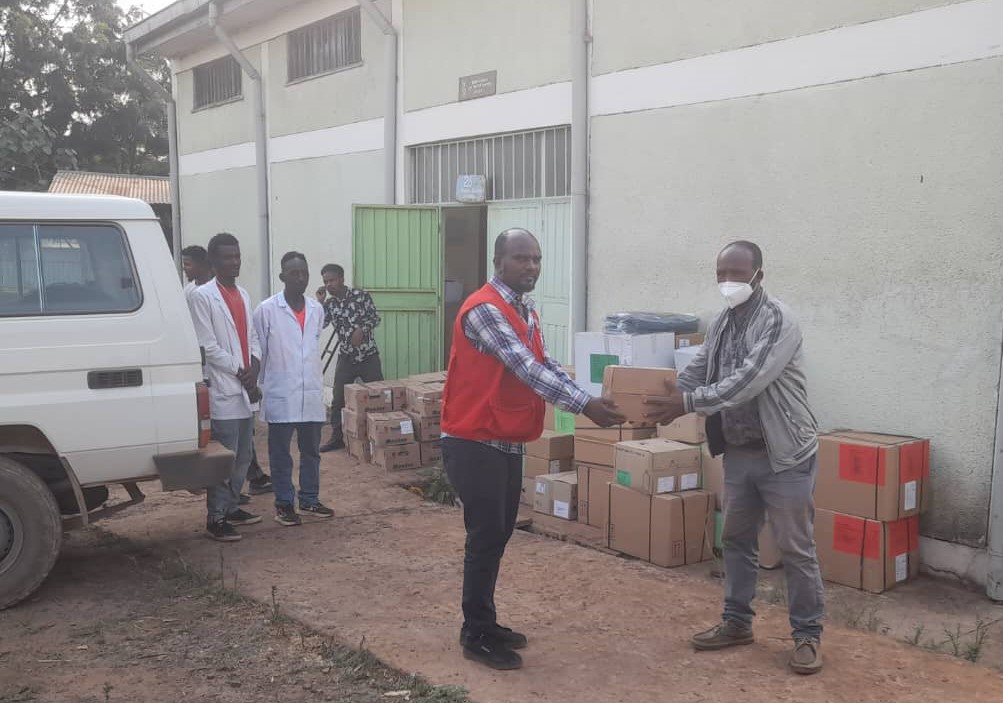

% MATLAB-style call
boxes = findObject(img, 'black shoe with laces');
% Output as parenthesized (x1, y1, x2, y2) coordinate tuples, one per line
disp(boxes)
(248, 475, 273, 495)
(461, 632, 522, 670)
(275, 504, 301, 527)
(206, 519, 242, 542)
(239, 493, 251, 505)
(226, 508, 262, 526)
(459, 623, 528, 650)
(300, 501, 335, 518)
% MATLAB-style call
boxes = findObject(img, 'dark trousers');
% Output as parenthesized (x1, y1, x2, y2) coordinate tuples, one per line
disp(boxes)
(329, 353, 384, 437)
(442, 437, 522, 636)
(268, 422, 323, 508)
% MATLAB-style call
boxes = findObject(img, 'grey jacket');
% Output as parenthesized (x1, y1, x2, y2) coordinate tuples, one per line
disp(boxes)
(677, 289, 818, 471)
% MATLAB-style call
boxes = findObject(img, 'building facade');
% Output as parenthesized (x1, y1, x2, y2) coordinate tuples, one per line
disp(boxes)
(126, 0, 1003, 588)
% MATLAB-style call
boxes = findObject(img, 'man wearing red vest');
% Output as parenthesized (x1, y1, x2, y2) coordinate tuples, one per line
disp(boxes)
(441, 228, 625, 670)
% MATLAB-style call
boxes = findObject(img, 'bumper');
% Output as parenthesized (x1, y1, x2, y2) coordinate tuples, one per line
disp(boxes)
(154, 441, 234, 491)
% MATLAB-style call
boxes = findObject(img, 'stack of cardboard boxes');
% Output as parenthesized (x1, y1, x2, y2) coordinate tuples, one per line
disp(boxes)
(342, 381, 406, 464)
(814, 431, 929, 593)
(341, 372, 446, 472)
(525, 431, 576, 518)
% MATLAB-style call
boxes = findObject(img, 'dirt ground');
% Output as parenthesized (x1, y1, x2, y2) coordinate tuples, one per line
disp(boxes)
(3, 436, 1003, 702)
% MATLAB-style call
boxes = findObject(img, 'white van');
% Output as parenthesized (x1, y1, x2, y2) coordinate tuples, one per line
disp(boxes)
(0, 192, 233, 609)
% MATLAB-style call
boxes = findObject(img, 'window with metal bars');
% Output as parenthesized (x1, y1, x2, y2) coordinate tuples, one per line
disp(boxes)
(192, 55, 242, 110)
(287, 7, 362, 83)
(408, 126, 571, 204)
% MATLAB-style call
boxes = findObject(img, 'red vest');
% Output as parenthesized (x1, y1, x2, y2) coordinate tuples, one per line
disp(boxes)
(441, 283, 546, 442)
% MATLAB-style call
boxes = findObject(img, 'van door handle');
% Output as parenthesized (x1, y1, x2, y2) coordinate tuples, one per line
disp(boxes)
(87, 369, 143, 389)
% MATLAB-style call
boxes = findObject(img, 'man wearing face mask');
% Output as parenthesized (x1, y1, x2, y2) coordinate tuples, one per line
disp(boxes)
(441, 228, 625, 671)
(645, 240, 823, 676)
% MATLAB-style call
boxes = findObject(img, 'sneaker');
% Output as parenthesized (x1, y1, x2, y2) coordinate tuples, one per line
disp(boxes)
(238, 493, 251, 506)
(206, 519, 242, 542)
(461, 632, 522, 671)
(459, 623, 528, 650)
(248, 475, 273, 494)
(320, 438, 346, 453)
(691, 621, 755, 651)
(226, 508, 262, 526)
(275, 504, 302, 527)
(789, 637, 823, 675)
(300, 501, 335, 518)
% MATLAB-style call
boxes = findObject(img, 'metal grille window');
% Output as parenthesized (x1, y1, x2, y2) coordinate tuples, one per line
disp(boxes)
(287, 7, 362, 83)
(409, 126, 571, 204)
(193, 56, 242, 110)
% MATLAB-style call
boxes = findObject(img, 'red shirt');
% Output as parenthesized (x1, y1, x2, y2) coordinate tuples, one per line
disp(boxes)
(441, 283, 546, 442)
(293, 305, 306, 331)
(217, 282, 250, 369)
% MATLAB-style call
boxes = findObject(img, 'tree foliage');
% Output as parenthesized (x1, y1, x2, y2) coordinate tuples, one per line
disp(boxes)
(0, 0, 170, 191)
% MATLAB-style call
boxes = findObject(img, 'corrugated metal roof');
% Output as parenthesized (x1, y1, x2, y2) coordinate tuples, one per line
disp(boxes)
(48, 170, 171, 204)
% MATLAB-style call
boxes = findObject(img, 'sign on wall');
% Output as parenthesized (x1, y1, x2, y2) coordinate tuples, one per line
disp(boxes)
(459, 70, 497, 101)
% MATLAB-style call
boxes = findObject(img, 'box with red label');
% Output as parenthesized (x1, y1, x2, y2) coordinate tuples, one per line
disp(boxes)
(341, 408, 369, 440)
(405, 384, 443, 418)
(367, 412, 417, 448)
(347, 436, 372, 464)
(815, 508, 920, 593)
(372, 442, 421, 472)
(419, 440, 442, 466)
(816, 432, 929, 521)
(345, 383, 393, 413)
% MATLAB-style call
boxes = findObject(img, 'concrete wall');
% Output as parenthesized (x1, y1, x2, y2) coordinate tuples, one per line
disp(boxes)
(179, 167, 265, 303)
(591, 0, 965, 75)
(588, 56, 1003, 546)
(268, 150, 385, 293)
(175, 45, 260, 155)
(403, 0, 570, 112)
(266, 2, 388, 137)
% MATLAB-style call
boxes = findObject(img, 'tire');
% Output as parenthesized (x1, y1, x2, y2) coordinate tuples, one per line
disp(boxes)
(0, 455, 62, 610)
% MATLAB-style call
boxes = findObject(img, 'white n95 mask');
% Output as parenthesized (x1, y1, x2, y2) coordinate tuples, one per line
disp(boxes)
(719, 270, 760, 309)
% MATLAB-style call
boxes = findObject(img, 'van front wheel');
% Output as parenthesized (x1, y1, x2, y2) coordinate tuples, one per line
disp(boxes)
(0, 456, 62, 610)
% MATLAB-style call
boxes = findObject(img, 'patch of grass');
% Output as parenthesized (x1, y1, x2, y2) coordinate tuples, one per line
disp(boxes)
(0, 687, 38, 702)
(411, 466, 458, 506)
(903, 624, 925, 646)
(964, 619, 992, 663)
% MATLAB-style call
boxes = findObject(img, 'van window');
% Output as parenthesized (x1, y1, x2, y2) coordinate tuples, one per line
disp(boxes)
(0, 223, 141, 316)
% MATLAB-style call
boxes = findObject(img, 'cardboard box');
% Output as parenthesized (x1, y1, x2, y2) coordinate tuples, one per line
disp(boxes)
(701, 444, 724, 510)
(577, 462, 614, 527)
(574, 332, 676, 396)
(650, 490, 714, 567)
(815, 508, 920, 593)
(575, 414, 656, 441)
(525, 430, 575, 460)
(367, 411, 417, 448)
(657, 413, 706, 445)
(372, 442, 421, 472)
(550, 472, 578, 521)
(524, 455, 573, 478)
(533, 475, 553, 514)
(614, 439, 701, 494)
(347, 436, 371, 464)
(345, 383, 393, 413)
(405, 384, 443, 418)
(573, 435, 618, 467)
(816, 431, 930, 521)
(404, 411, 441, 442)
(341, 408, 368, 440)
(520, 476, 535, 507)
(675, 333, 705, 349)
(544, 404, 576, 434)
(365, 381, 407, 410)
(602, 365, 677, 426)
(419, 440, 442, 466)
(606, 483, 651, 559)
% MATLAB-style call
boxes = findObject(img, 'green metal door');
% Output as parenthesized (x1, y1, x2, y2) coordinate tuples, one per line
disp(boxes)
(353, 205, 442, 379)
(486, 199, 572, 364)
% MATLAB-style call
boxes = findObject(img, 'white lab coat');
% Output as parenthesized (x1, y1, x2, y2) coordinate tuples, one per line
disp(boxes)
(252, 293, 325, 424)
(190, 278, 262, 420)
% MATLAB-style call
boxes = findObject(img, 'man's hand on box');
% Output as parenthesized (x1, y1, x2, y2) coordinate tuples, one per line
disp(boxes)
(583, 397, 626, 427)
(644, 378, 687, 425)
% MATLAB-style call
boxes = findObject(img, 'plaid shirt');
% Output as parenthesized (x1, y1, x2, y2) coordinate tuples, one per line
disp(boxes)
(322, 287, 381, 364)
(450, 277, 590, 454)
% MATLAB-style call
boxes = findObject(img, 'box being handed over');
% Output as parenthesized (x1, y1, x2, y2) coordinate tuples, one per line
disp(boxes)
(601, 365, 677, 427)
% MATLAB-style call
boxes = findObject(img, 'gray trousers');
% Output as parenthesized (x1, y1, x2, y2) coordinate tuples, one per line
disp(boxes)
(721, 444, 824, 640)
(207, 417, 254, 522)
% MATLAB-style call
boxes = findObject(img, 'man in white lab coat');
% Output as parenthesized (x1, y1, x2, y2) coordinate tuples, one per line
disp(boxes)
(253, 252, 334, 527)
(190, 232, 264, 542)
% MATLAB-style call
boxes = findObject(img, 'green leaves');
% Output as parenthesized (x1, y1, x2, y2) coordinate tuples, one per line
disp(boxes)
(0, 0, 170, 191)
